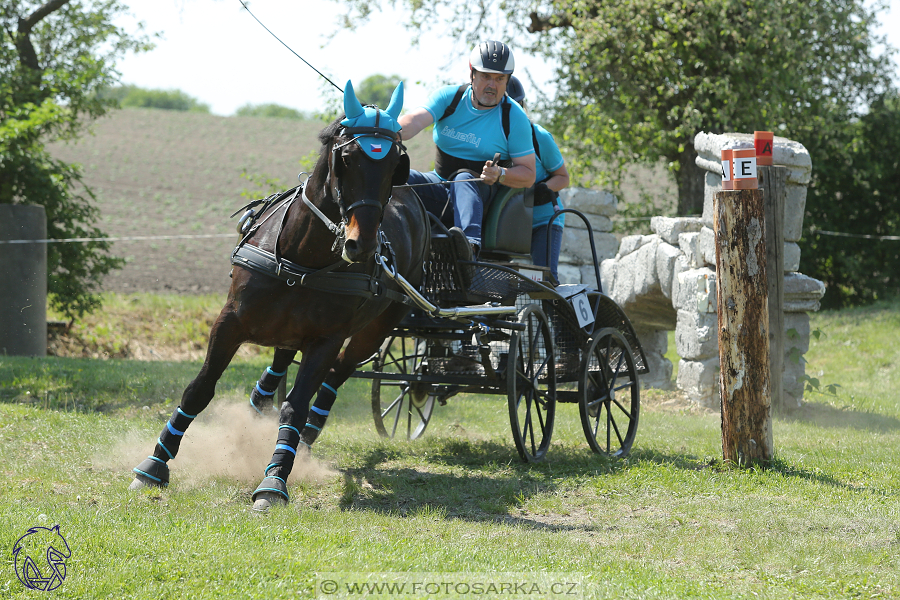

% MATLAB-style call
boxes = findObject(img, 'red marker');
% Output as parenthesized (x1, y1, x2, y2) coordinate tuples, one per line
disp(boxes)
(754, 131, 774, 166)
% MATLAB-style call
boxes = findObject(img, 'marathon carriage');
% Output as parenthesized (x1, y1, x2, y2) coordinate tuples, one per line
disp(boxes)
(353, 185, 649, 462)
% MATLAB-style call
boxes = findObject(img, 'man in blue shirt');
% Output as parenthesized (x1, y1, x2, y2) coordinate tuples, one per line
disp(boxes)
(398, 41, 536, 263)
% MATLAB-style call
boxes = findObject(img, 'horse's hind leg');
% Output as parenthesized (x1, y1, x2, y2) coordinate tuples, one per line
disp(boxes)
(249, 348, 297, 415)
(299, 306, 410, 449)
(131, 311, 244, 490)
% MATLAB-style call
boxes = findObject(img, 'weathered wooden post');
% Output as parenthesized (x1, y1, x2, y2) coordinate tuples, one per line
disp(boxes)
(758, 164, 787, 412)
(714, 148, 773, 465)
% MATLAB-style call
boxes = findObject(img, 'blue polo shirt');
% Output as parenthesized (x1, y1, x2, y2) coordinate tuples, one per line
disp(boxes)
(531, 123, 566, 229)
(422, 85, 535, 164)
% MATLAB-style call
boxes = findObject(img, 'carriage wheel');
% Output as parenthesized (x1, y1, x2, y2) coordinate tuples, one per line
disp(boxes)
(371, 335, 436, 440)
(507, 304, 556, 462)
(579, 327, 640, 457)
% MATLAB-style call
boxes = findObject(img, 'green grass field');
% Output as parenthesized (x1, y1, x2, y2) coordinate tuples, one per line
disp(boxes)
(1, 295, 899, 599)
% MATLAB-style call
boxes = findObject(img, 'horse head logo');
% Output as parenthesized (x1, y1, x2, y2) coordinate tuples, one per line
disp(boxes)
(13, 524, 71, 591)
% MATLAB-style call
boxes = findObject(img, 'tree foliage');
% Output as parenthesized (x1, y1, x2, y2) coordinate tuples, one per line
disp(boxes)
(801, 91, 900, 308)
(1, 0, 150, 320)
(356, 74, 402, 109)
(336, 0, 895, 216)
(99, 84, 210, 112)
(235, 102, 307, 120)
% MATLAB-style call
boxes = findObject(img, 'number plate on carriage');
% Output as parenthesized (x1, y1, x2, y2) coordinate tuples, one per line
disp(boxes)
(570, 292, 594, 327)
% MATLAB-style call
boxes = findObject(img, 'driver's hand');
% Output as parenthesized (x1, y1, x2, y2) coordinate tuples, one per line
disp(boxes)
(482, 160, 502, 185)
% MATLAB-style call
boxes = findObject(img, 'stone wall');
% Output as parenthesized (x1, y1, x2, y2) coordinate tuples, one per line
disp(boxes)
(596, 132, 825, 408)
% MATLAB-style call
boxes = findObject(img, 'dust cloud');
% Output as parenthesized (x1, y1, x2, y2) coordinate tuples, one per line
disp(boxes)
(104, 399, 338, 488)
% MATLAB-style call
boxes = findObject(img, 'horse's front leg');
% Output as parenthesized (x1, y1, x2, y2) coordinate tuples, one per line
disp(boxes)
(249, 348, 297, 415)
(130, 310, 244, 490)
(252, 336, 344, 511)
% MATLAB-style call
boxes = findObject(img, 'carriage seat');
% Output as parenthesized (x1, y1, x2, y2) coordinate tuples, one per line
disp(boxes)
(480, 185, 534, 261)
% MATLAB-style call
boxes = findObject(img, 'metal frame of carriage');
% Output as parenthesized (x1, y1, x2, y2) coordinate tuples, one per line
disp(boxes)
(347, 186, 649, 462)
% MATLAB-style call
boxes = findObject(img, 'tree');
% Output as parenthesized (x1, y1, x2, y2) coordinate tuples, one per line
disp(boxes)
(235, 102, 307, 120)
(99, 85, 211, 112)
(800, 91, 900, 308)
(356, 74, 402, 109)
(1, 0, 151, 320)
(335, 0, 895, 217)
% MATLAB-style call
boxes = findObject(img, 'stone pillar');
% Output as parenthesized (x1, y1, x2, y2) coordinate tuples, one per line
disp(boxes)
(0, 204, 48, 357)
(694, 132, 824, 409)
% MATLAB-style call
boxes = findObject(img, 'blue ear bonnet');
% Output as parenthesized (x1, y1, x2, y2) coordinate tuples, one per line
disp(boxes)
(340, 80, 404, 160)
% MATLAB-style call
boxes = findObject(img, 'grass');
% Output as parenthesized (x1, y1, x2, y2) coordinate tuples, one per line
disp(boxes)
(1, 295, 899, 598)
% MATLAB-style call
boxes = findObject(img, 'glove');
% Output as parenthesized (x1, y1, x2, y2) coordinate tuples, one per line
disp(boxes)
(533, 181, 556, 206)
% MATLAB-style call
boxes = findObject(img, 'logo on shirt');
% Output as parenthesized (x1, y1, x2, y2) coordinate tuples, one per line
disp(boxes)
(439, 126, 481, 148)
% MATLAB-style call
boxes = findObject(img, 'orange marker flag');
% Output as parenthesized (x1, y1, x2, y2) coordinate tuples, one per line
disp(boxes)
(754, 131, 774, 166)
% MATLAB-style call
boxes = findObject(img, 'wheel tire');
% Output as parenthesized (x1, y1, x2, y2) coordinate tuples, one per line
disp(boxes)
(579, 327, 640, 457)
(507, 304, 556, 462)
(371, 336, 435, 440)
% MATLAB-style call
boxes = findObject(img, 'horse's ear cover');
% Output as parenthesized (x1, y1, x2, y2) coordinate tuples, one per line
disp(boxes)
(392, 153, 410, 187)
(341, 80, 404, 161)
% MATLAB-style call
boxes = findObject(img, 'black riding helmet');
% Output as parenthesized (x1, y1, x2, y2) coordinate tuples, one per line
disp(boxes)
(469, 40, 515, 75)
(506, 75, 525, 106)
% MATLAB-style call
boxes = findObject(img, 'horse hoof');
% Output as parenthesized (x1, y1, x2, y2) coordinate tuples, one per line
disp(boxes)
(131, 457, 169, 489)
(252, 492, 286, 513)
(249, 390, 274, 415)
(128, 477, 148, 491)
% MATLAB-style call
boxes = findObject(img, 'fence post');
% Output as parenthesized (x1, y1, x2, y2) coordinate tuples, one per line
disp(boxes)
(759, 166, 787, 412)
(0, 205, 47, 357)
(714, 188, 773, 465)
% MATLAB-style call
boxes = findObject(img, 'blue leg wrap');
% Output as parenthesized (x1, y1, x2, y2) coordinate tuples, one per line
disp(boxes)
(265, 424, 303, 479)
(151, 407, 196, 462)
(300, 384, 338, 446)
(250, 365, 287, 414)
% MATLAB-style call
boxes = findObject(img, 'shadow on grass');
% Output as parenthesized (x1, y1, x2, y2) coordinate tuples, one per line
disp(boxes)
(777, 400, 900, 432)
(331, 434, 881, 531)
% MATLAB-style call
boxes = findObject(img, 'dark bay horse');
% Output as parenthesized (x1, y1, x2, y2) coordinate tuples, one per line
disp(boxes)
(129, 81, 430, 510)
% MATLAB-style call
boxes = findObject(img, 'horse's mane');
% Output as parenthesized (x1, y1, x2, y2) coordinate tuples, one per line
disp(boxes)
(317, 114, 347, 146)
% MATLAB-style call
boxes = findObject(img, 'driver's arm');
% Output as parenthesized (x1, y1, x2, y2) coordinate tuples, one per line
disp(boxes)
(482, 153, 536, 188)
(398, 107, 434, 141)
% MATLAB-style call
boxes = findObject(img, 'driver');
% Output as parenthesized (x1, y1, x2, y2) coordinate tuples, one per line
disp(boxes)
(398, 40, 536, 264)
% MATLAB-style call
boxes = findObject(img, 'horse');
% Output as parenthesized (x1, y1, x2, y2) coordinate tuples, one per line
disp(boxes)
(129, 81, 431, 511)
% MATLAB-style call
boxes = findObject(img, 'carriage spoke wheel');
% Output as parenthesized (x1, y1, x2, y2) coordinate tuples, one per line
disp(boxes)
(507, 304, 556, 462)
(371, 335, 436, 440)
(579, 327, 640, 457)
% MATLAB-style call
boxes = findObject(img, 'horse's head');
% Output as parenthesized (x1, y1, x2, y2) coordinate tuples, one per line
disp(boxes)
(325, 80, 409, 263)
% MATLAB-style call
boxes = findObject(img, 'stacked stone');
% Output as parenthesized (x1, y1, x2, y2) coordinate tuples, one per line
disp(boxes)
(598, 133, 825, 409)
(556, 188, 620, 285)
(694, 132, 824, 409)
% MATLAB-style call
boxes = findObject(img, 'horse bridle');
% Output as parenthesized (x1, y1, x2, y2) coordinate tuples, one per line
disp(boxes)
(327, 115, 404, 225)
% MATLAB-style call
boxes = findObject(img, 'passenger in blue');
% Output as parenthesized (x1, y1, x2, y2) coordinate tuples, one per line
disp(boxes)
(397, 41, 536, 264)
(505, 76, 571, 282)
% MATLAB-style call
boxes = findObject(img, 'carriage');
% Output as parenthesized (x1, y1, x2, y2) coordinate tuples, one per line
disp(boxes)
(346, 186, 647, 462)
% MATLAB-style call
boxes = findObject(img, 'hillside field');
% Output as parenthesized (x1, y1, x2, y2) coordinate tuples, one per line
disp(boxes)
(46, 109, 438, 295)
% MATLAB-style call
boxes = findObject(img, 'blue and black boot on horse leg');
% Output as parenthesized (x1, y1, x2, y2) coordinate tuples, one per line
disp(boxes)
(249, 365, 285, 414)
(130, 406, 197, 489)
(250, 380, 340, 512)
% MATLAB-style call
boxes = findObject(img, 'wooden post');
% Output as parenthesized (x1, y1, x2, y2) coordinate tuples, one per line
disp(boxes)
(759, 166, 787, 412)
(714, 188, 773, 465)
